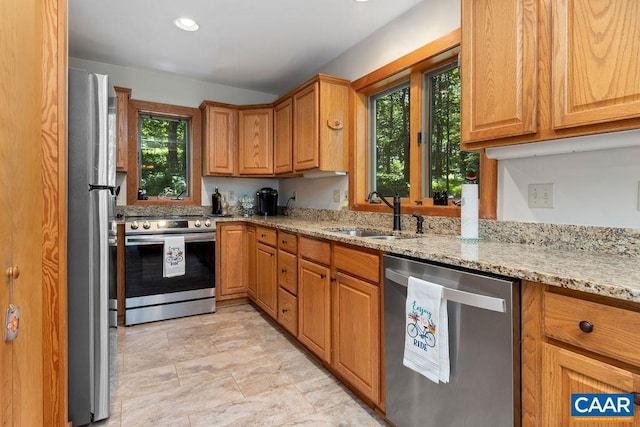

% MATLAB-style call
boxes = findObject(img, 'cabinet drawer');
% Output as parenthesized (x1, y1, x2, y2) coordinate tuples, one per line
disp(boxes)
(278, 287, 298, 336)
(544, 292, 640, 366)
(256, 227, 277, 246)
(278, 250, 297, 295)
(299, 236, 330, 265)
(278, 231, 297, 254)
(334, 245, 380, 284)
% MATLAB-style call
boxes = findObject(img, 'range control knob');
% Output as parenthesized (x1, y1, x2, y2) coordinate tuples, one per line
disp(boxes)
(204, 219, 211, 227)
(130, 221, 139, 230)
(143, 221, 151, 229)
(194, 220, 202, 227)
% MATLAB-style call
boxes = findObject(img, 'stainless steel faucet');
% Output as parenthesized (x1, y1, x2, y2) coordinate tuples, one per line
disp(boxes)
(366, 191, 402, 231)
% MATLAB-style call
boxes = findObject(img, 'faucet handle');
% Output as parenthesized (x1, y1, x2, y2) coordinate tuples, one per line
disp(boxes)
(412, 213, 424, 234)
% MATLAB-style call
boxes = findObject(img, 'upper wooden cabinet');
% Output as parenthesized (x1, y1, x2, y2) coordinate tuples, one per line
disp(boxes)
(552, 0, 640, 129)
(200, 101, 237, 175)
(292, 75, 349, 173)
(461, 0, 640, 150)
(238, 107, 273, 175)
(114, 86, 131, 171)
(273, 98, 293, 174)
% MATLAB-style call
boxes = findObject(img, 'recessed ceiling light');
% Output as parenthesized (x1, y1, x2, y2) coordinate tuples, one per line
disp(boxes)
(174, 17, 199, 32)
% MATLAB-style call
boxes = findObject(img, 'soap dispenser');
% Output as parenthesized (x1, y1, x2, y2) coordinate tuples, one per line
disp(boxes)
(211, 187, 222, 215)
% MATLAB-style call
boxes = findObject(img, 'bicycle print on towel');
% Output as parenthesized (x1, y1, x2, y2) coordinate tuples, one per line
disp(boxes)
(407, 303, 436, 351)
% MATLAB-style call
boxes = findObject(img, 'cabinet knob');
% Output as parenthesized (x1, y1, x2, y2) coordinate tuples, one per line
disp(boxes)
(5, 266, 20, 280)
(261, 234, 266, 238)
(282, 308, 288, 314)
(578, 320, 594, 333)
(282, 240, 287, 245)
(330, 277, 336, 283)
(320, 273, 327, 279)
(281, 268, 287, 273)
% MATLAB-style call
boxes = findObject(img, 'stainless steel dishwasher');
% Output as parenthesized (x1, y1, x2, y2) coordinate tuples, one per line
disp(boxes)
(383, 254, 520, 427)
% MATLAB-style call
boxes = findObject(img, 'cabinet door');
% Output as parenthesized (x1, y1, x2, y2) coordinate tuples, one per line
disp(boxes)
(293, 82, 320, 171)
(332, 272, 380, 404)
(246, 226, 257, 300)
(543, 343, 640, 426)
(552, 0, 640, 129)
(278, 249, 297, 295)
(461, 0, 537, 143)
(114, 86, 131, 171)
(201, 104, 236, 175)
(256, 242, 277, 318)
(298, 258, 331, 362)
(238, 108, 273, 175)
(274, 98, 293, 174)
(217, 224, 248, 299)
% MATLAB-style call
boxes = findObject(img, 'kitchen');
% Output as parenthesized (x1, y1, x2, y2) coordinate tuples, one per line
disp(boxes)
(3, 0, 640, 426)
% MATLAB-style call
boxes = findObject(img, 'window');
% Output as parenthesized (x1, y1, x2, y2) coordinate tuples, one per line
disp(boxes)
(351, 30, 496, 218)
(138, 114, 189, 198)
(127, 99, 201, 205)
(424, 64, 479, 200)
(370, 83, 411, 197)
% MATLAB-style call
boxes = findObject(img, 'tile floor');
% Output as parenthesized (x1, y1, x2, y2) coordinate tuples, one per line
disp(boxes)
(95, 303, 387, 426)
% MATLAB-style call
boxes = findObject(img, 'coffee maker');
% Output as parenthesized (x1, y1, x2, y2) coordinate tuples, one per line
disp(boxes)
(256, 187, 278, 216)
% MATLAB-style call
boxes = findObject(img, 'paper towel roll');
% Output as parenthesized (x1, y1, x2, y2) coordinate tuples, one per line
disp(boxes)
(460, 184, 479, 239)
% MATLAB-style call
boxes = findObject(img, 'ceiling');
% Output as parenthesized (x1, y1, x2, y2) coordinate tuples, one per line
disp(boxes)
(69, 0, 424, 95)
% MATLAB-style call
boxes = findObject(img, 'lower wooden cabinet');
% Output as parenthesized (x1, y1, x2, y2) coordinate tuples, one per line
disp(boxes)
(542, 343, 640, 426)
(277, 287, 298, 336)
(298, 258, 332, 362)
(332, 271, 380, 404)
(216, 223, 248, 300)
(256, 242, 277, 318)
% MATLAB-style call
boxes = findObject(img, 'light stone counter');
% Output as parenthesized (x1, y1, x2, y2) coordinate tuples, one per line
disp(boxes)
(222, 216, 640, 304)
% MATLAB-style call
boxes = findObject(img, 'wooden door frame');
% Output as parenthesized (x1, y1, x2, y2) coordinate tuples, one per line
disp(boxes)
(42, 0, 68, 424)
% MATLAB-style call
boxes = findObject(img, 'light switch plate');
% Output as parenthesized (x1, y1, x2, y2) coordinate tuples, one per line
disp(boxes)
(528, 183, 554, 208)
(333, 190, 341, 203)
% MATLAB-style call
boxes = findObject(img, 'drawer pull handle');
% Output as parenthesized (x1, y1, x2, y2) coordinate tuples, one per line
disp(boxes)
(579, 320, 594, 333)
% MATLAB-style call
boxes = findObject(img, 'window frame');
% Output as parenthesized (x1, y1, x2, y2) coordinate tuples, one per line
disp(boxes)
(349, 28, 497, 219)
(126, 99, 202, 206)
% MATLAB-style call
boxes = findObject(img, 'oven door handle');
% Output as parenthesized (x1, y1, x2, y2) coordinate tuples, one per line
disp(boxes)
(125, 232, 216, 246)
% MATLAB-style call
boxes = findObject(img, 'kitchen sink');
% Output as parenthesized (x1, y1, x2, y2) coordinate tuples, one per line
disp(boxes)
(322, 228, 416, 240)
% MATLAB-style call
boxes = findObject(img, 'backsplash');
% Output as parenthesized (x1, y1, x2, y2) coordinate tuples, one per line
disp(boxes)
(117, 206, 639, 257)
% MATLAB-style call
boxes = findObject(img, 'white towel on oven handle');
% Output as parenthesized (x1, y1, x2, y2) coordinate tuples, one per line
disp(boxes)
(163, 235, 185, 278)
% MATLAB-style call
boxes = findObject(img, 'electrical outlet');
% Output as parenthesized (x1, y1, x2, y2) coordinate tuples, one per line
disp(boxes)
(292, 192, 297, 200)
(528, 183, 554, 208)
(333, 189, 341, 203)
(344, 189, 348, 200)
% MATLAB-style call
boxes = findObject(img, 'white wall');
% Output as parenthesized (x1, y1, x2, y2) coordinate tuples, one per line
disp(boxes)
(498, 144, 640, 228)
(69, 57, 278, 107)
(279, 175, 349, 210)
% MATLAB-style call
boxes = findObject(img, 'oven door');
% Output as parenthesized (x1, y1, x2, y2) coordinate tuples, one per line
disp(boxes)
(124, 232, 216, 325)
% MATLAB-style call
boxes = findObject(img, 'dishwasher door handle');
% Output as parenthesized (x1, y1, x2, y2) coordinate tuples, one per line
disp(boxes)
(385, 268, 506, 313)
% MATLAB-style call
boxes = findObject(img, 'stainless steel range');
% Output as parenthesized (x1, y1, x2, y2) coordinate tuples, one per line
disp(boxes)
(124, 215, 216, 325)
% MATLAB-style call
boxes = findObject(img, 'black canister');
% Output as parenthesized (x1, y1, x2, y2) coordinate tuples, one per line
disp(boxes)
(211, 187, 222, 215)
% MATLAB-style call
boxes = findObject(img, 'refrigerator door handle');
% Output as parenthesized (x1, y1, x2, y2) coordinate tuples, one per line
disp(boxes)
(88, 184, 119, 195)
(385, 268, 506, 313)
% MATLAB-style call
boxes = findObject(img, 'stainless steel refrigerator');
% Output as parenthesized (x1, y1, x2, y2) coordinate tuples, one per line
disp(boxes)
(67, 68, 118, 426)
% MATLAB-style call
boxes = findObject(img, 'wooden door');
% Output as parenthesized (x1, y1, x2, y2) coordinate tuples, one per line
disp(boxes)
(552, 0, 640, 129)
(332, 272, 380, 403)
(543, 344, 640, 426)
(201, 103, 237, 175)
(273, 98, 293, 174)
(461, 0, 537, 143)
(293, 83, 319, 171)
(217, 224, 247, 299)
(238, 108, 273, 175)
(1, 0, 47, 423)
(246, 226, 257, 300)
(298, 259, 331, 362)
(256, 243, 277, 318)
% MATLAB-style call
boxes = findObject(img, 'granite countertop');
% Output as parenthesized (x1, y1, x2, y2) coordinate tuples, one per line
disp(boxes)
(224, 216, 640, 304)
